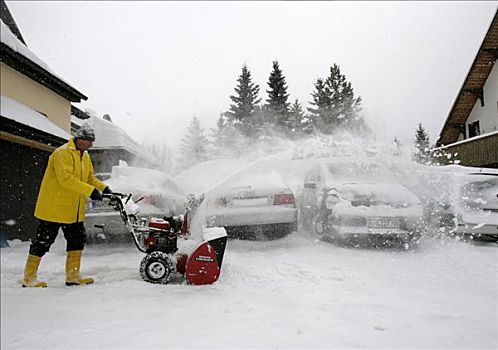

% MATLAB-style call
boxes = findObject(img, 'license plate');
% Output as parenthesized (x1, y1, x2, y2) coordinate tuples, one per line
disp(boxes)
(367, 217, 402, 229)
(232, 197, 269, 207)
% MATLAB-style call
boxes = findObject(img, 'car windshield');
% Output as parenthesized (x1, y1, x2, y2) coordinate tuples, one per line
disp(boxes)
(459, 176, 498, 210)
(325, 161, 393, 182)
(337, 183, 420, 208)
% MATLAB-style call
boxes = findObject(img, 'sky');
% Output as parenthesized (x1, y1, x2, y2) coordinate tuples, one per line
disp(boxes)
(5, 1, 497, 150)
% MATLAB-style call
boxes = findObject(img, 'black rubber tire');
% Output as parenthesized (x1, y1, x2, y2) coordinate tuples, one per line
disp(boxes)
(312, 213, 327, 239)
(263, 222, 298, 240)
(139, 251, 177, 284)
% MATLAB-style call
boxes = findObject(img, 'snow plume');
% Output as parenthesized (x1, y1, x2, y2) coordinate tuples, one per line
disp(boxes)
(207, 126, 397, 165)
(177, 124, 429, 189)
(177, 122, 497, 240)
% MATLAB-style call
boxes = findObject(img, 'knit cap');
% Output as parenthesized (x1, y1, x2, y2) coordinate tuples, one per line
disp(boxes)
(75, 123, 95, 141)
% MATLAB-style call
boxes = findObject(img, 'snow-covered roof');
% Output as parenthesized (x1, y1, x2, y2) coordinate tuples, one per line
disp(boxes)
(0, 20, 54, 75)
(1, 95, 71, 140)
(0, 19, 86, 102)
(71, 115, 155, 163)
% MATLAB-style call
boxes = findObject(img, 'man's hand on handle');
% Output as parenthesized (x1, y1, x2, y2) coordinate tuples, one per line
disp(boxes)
(90, 188, 103, 201)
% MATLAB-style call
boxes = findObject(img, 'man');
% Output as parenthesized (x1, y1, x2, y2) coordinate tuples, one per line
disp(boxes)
(22, 123, 111, 287)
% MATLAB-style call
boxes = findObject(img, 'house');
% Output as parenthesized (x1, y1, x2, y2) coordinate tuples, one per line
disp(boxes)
(0, 0, 87, 240)
(71, 110, 157, 175)
(436, 10, 498, 168)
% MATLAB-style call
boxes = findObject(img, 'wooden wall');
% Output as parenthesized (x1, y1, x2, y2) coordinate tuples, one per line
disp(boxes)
(436, 133, 498, 168)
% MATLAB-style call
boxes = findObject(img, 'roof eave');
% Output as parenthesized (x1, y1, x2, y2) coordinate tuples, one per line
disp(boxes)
(0, 42, 88, 103)
(437, 9, 498, 146)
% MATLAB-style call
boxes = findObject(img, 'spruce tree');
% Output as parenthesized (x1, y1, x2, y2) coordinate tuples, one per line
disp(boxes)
(288, 99, 307, 137)
(265, 61, 290, 129)
(307, 78, 330, 133)
(225, 64, 261, 136)
(179, 117, 209, 170)
(308, 64, 363, 134)
(413, 122, 432, 164)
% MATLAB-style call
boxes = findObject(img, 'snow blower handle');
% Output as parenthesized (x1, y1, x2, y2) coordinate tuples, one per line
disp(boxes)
(101, 193, 149, 253)
(102, 192, 127, 200)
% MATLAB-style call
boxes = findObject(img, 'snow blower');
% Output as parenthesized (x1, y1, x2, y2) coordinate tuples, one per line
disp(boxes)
(96, 192, 227, 285)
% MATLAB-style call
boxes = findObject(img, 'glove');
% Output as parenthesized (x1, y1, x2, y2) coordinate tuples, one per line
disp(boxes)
(103, 186, 112, 194)
(90, 188, 103, 201)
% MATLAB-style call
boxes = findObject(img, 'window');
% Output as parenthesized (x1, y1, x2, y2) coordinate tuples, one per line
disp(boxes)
(468, 121, 480, 138)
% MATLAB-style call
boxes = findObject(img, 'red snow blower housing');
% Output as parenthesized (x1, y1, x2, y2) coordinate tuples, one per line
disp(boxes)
(99, 193, 227, 285)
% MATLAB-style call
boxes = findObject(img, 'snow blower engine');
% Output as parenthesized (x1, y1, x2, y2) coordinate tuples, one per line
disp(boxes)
(98, 192, 227, 285)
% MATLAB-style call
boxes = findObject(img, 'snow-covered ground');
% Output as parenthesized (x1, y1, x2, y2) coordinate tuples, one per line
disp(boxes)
(2, 139, 497, 349)
(1, 231, 497, 349)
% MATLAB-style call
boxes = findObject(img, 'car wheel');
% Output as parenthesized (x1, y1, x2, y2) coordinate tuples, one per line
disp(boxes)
(139, 251, 177, 284)
(312, 214, 327, 239)
(263, 222, 297, 240)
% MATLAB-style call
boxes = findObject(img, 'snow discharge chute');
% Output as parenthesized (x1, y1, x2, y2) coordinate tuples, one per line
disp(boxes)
(184, 229, 227, 285)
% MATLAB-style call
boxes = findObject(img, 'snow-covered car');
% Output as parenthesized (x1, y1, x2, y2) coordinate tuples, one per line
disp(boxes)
(175, 159, 298, 240)
(205, 185, 298, 240)
(418, 165, 498, 242)
(300, 159, 424, 247)
(85, 165, 187, 242)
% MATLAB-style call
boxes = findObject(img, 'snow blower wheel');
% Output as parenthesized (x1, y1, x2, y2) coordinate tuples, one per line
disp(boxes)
(140, 251, 177, 284)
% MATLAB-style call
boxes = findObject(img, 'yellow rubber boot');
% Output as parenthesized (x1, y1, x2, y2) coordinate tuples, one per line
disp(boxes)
(66, 250, 94, 286)
(22, 255, 48, 288)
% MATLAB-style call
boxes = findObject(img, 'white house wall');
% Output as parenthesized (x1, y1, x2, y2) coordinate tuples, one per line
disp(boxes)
(466, 61, 498, 135)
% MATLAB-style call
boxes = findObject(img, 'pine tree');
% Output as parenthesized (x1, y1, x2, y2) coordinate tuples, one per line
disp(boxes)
(307, 78, 330, 133)
(265, 61, 290, 129)
(308, 64, 363, 134)
(413, 123, 432, 164)
(178, 117, 209, 170)
(287, 99, 307, 137)
(225, 64, 261, 136)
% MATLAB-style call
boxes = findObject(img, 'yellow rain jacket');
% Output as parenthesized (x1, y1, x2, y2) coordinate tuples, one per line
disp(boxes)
(34, 138, 107, 223)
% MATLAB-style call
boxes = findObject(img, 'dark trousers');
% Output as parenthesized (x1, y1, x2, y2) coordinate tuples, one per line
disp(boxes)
(29, 220, 87, 257)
